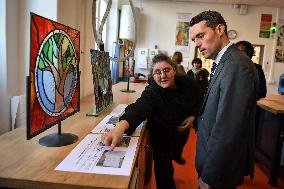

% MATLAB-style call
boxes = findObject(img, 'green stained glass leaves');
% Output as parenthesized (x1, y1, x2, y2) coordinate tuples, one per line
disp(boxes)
(40, 31, 75, 72)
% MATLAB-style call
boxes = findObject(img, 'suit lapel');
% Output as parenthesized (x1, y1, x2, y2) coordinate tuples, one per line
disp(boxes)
(199, 45, 235, 115)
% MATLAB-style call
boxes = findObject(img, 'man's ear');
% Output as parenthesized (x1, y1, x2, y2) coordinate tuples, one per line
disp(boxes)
(216, 24, 226, 36)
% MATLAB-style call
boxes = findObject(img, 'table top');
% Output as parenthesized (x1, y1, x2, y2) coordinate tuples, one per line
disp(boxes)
(257, 94, 284, 114)
(0, 82, 147, 189)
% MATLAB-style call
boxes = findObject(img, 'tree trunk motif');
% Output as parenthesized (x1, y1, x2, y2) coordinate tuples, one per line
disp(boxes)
(37, 31, 77, 114)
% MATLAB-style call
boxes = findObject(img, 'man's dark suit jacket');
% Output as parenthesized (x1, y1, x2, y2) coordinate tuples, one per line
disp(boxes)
(254, 63, 267, 99)
(196, 45, 259, 188)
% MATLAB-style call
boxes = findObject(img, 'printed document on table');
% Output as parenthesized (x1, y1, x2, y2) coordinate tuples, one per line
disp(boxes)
(91, 115, 143, 137)
(110, 104, 128, 117)
(55, 134, 139, 176)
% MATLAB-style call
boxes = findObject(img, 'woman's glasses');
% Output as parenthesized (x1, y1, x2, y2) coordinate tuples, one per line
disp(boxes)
(152, 67, 173, 77)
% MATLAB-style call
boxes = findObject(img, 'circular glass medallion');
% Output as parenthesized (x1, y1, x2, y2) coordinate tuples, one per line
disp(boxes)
(35, 29, 77, 116)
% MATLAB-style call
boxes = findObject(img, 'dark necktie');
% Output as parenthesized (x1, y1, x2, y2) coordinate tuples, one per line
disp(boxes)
(200, 62, 218, 115)
(210, 62, 218, 81)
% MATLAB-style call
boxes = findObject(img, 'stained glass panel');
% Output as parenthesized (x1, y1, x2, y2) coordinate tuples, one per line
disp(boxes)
(28, 13, 80, 139)
(88, 49, 113, 116)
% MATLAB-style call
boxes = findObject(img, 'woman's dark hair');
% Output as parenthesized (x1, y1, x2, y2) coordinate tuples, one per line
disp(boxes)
(148, 54, 175, 80)
(235, 40, 255, 59)
(189, 10, 227, 35)
(172, 51, 183, 64)
(191, 58, 202, 67)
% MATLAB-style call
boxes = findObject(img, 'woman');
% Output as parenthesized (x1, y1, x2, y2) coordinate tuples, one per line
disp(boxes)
(102, 54, 201, 189)
(187, 58, 209, 96)
(175, 31, 186, 46)
(172, 51, 186, 75)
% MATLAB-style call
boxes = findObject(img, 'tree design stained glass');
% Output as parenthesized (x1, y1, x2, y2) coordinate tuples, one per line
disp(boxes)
(88, 49, 113, 116)
(28, 13, 80, 139)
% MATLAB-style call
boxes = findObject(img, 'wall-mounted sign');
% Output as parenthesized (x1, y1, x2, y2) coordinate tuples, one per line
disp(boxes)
(259, 14, 272, 38)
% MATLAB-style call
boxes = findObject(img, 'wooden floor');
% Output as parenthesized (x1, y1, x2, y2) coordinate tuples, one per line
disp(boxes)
(144, 128, 284, 189)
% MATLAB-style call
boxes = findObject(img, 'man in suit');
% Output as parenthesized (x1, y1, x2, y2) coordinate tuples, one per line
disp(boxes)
(189, 11, 258, 189)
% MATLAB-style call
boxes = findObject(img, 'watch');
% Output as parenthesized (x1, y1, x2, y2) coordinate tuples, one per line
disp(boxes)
(228, 30, 237, 40)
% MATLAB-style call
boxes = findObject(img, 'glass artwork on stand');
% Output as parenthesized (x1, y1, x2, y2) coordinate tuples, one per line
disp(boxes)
(87, 49, 113, 116)
(121, 58, 136, 93)
(121, 40, 136, 93)
(28, 13, 80, 147)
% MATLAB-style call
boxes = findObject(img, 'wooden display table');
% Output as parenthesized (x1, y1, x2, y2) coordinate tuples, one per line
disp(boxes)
(0, 82, 150, 189)
(256, 94, 284, 186)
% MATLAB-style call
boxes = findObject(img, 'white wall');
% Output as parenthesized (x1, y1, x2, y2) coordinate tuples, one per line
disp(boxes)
(80, 0, 98, 98)
(121, 0, 284, 94)
(105, 0, 119, 57)
(7, 0, 19, 96)
(17, 0, 57, 94)
(57, 0, 80, 30)
(0, 0, 9, 134)
(0, 0, 57, 135)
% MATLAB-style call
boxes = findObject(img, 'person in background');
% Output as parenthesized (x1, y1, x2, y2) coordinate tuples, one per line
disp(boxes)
(172, 51, 186, 75)
(190, 10, 258, 189)
(132, 73, 147, 83)
(172, 51, 193, 165)
(187, 58, 209, 96)
(102, 54, 201, 189)
(236, 40, 267, 148)
(235, 40, 267, 99)
(175, 31, 186, 46)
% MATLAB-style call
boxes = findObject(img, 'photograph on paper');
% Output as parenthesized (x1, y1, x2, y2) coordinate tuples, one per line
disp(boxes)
(91, 115, 143, 137)
(97, 150, 126, 168)
(55, 134, 139, 175)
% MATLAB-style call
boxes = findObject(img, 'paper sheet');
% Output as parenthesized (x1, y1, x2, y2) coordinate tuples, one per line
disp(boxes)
(110, 104, 128, 117)
(91, 115, 143, 137)
(55, 134, 138, 176)
(91, 104, 144, 136)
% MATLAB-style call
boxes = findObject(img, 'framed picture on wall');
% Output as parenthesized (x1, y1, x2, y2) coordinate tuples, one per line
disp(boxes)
(175, 13, 192, 57)
(275, 23, 284, 63)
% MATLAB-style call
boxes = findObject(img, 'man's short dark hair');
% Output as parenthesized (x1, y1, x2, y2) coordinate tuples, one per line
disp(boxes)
(235, 40, 255, 59)
(189, 10, 227, 35)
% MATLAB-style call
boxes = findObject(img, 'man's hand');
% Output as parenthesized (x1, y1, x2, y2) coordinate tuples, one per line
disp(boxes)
(198, 177, 211, 189)
(101, 120, 129, 150)
(177, 116, 195, 132)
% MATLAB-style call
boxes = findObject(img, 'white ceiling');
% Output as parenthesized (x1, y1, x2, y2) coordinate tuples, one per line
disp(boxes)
(142, 0, 284, 7)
